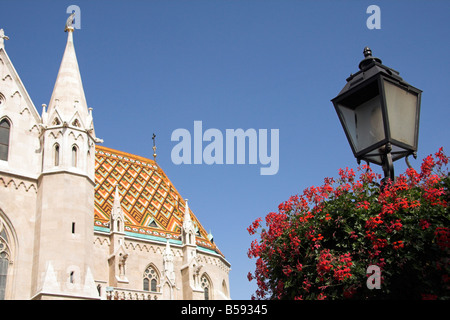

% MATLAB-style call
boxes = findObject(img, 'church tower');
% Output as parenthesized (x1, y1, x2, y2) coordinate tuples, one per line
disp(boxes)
(31, 19, 101, 299)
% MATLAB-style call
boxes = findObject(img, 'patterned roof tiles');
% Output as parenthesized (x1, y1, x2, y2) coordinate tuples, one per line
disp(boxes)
(94, 145, 222, 256)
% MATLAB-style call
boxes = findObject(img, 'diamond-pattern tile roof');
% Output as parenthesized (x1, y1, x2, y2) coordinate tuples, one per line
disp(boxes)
(94, 145, 221, 256)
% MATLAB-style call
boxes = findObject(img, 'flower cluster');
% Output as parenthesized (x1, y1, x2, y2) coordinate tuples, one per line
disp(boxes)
(316, 250, 353, 283)
(435, 227, 450, 250)
(247, 148, 450, 300)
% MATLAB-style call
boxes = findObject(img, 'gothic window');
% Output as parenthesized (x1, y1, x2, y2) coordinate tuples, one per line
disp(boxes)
(0, 93, 5, 106)
(201, 274, 211, 300)
(0, 222, 11, 300)
(0, 119, 10, 161)
(54, 144, 60, 166)
(72, 145, 78, 167)
(143, 265, 159, 292)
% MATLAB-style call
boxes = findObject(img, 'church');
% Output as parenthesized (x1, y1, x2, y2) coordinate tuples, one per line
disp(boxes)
(0, 17, 230, 300)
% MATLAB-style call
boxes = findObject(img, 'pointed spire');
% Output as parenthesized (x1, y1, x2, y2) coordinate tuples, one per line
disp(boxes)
(182, 199, 196, 247)
(47, 25, 89, 125)
(113, 184, 121, 209)
(111, 184, 125, 233)
(183, 199, 192, 228)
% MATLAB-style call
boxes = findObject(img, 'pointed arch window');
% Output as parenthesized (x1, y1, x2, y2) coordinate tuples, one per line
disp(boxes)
(143, 265, 159, 292)
(54, 144, 60, 166)
(0, 221, 11, 300)
(201, 274, 211, 300)
(0, 119, 10, 161)
(71, 145, 78, 167)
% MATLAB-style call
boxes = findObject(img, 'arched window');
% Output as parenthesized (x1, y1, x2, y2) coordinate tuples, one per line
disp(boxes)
(222, 280, 228, 297)
(0, 119, 10, 161)
(201, 274, 211, 300)
(0, 220, 11, 300)
(71, 145, 78, 167)
(143, 265, 159, 292)
(54, 144, 60, 166)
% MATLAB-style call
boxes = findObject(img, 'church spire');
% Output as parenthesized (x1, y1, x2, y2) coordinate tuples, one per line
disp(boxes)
(111, 184, 125, 233)
(182, 199, 193, 230)
(46, 18, 89, 127)
(182, 199, 196, 247)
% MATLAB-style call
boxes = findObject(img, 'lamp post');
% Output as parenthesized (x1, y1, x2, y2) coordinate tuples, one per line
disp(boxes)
(331, 47, 422, 181)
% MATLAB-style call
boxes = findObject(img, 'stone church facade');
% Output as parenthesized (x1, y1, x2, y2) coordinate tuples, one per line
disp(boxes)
(0, 22, 230, 300)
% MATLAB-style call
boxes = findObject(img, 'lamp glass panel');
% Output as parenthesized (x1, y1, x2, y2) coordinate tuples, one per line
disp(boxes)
(384, 80, 418, 148)
(338, 94, 384, 153)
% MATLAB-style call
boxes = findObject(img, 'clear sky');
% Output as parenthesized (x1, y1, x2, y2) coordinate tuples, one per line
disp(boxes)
(1, 0, 449, 299)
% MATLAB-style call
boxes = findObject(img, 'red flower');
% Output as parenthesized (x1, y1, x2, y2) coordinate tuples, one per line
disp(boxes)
(247, 148, 448, 300)
(247, 217, 262, 235)
(366, 216, 383, 229)
(434, 227, 450, 250)
(356, 201, 370, 210)
(420, 155, 435, 177)
(388, 220, 403, 233)
(435, 147, 449, 167)
(419, 219, 430, 230)
(393, 240, 404, 250)
(317, 292, 327, 300)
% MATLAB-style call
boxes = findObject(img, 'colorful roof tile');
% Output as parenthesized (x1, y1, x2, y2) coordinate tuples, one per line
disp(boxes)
(94, 145, 222, 256)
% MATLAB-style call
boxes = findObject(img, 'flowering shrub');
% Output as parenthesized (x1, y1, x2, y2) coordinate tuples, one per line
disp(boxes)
(247, 148, 450, 300)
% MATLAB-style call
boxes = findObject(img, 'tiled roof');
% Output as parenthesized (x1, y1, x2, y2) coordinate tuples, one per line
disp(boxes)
(94, 145, 221, 256)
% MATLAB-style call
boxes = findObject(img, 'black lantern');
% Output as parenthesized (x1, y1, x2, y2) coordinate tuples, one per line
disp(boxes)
(331, 47, 422, 180)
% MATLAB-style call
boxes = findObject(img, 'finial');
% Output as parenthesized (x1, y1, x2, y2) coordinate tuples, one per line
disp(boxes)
(363, 47, 372, 58)
(0, 29, 9, 49)
(65, 12, 76, 32)
(152, 133, 157, 161)
(359, 46, 382, 70)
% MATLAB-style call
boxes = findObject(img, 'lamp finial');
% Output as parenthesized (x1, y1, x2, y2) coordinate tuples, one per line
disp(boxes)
(363, 47, 372, 58)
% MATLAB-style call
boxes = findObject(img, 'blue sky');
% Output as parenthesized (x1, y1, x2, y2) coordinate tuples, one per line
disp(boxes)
(1, 0, 449, 299)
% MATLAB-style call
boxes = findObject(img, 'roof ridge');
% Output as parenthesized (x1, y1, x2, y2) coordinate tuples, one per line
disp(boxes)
(96, 145, 158, 167)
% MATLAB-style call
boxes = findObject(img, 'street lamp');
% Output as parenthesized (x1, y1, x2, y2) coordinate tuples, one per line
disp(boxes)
(331, 47, 422, 181)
